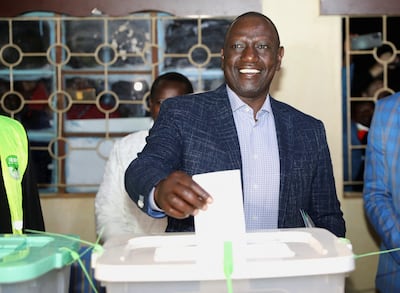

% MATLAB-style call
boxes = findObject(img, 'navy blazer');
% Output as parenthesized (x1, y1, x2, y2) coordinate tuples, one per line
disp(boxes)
(125, 84, 345, 237)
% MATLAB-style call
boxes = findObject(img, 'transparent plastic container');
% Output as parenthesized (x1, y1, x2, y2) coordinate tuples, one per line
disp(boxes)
(0, 234, 80, 293)
(93, 228, 355, 293)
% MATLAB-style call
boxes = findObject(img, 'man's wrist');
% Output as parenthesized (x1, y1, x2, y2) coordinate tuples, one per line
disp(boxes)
(149, 187, 164, 212)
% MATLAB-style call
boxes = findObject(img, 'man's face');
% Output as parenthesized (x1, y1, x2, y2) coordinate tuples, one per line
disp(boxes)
(352, 101, 375, 128)
(221, 15, 284, 102)
(149, 80, 189, 120)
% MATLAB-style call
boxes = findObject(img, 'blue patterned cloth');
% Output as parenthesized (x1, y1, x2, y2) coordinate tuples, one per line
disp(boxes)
(363, 92, 400, 292)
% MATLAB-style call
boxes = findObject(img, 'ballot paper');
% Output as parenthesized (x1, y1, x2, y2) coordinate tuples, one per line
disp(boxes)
(193, 169, 246, 266)
(193, 169, 246, 239)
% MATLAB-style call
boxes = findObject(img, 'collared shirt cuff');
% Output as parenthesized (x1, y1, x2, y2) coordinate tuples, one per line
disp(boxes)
(149, 187, 164, 212)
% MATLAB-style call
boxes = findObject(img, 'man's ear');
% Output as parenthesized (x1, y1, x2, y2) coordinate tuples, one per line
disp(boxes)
(276, 46, 284, 71)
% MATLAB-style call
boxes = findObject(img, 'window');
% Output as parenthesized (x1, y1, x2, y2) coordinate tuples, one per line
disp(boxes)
(0, 12, 233, 193)
(342, 15, 400, 196)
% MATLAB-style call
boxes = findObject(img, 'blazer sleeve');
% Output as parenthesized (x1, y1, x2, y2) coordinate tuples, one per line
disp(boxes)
(125, 99, 184, 217)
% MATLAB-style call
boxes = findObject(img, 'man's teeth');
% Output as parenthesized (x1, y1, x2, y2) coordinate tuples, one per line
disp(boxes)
(239, 68, 260, 74)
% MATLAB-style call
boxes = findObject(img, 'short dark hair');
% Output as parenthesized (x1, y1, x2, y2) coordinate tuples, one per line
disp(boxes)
(150, 72, 194, 101)
(225, 11, 281, 47)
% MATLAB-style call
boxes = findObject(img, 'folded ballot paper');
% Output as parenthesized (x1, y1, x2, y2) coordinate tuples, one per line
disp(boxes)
(193, 169, 247, 267)
(192, 170, 300, 267)
(193, 169, 246, 242)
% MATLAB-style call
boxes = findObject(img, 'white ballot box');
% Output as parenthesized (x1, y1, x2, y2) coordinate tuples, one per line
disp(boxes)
(92, 228, 355, 293)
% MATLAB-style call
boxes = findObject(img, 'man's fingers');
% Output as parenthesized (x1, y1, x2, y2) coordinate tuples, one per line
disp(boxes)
(191, 183, 213, 204)
(164, 195, 200, 218)
(177, 182, 211, 210)
(160, 191, 196, 218)
(156, 171, 213, 218)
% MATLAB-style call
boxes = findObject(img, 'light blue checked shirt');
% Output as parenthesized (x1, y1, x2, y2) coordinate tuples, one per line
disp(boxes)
(226, 86, 280, 231)
(363, 92, 400, 292)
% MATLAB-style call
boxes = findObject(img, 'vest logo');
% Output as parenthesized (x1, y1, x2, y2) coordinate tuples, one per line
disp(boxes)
(6, 155, 20, 180)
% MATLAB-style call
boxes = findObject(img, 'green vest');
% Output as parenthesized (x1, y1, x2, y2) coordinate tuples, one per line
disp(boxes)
(0, 116, 28, 234)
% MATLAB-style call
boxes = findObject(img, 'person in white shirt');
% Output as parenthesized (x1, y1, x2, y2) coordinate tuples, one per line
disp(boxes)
(95, 72, 194, 242)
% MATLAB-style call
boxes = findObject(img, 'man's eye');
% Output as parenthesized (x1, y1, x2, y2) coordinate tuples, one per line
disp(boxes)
(232, 43, 245, 49)
(255, 44, 270, 49)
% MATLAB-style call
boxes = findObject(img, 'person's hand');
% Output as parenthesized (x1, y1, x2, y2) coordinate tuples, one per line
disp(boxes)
(154, 171, 213, 219)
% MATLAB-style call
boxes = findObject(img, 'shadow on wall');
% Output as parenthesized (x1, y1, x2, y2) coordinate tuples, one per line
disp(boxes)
(270, 67, 285, 96)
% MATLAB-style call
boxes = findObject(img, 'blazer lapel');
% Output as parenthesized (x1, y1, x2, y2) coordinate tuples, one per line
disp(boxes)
(212, 85, 242, 170)
(271, 98, 293, 227)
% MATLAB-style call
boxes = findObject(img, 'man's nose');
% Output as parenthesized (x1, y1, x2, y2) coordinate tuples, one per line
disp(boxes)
(241, 46, 258, 61)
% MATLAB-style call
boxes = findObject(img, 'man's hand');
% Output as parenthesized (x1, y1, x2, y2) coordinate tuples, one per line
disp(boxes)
(154, 171, 213, 219)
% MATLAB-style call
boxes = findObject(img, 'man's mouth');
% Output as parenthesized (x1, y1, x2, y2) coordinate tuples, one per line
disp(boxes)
(239, 68, 260, 74)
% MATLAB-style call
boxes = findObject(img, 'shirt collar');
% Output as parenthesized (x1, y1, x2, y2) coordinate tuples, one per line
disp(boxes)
(226, 85, 272, 114)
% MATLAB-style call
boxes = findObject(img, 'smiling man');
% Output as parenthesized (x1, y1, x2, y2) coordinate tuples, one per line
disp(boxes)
(125, 11, 346, 237)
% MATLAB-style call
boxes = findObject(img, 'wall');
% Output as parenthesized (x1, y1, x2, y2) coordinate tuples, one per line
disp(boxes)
(263, 0, 379, 292)
(41, 196, 97, 242)
(41, 0, 380, 291)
